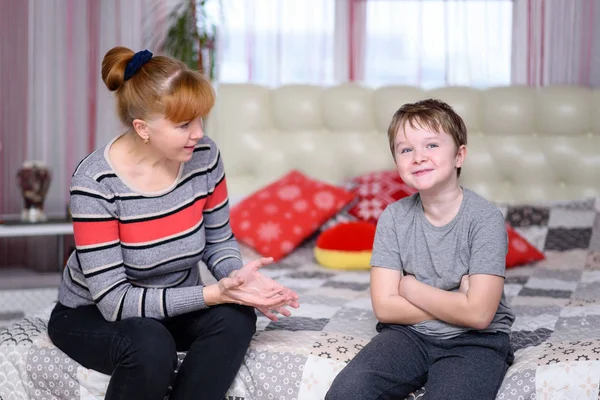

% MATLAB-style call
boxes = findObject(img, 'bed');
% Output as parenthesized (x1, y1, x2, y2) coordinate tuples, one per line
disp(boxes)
(1, 83, 600, 400)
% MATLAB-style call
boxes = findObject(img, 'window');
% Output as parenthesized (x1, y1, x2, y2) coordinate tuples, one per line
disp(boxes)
(363, 0, 513, 88)
(208, 0, 513, 88)
(214, 0, 336, 85)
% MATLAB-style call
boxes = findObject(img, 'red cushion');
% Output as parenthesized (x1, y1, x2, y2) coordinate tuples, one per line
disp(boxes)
(316, 221, 377, 252)
(348, 170, 417, 224)
(505, 223, 546, 268)
(230, 170, 356, 261)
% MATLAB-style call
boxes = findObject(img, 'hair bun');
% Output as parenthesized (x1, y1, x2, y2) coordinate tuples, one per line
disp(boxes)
(101, 46, 135, 91)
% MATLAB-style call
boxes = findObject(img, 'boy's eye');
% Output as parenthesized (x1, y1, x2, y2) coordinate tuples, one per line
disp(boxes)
(427, 143, 438, 148)
(179, 122, 190, 129)
(400, 148, 411, 154)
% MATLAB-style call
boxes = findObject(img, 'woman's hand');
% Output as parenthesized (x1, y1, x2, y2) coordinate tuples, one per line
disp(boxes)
(203, 257, 299, 321)
(209, 273, 291, 315)
(234, 257, 300, 321)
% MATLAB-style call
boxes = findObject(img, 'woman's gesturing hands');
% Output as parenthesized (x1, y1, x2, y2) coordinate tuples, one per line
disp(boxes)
(217, 257, 300, 321)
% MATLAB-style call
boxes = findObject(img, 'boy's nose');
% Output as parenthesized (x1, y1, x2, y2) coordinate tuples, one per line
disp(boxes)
(413, 153, 427, 164)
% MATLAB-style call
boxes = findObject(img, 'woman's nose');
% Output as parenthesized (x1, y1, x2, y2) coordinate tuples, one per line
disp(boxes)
(190, 123, 204, 140)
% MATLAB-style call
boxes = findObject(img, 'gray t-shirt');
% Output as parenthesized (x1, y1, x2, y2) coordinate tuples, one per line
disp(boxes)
(370, 188, 515, 339)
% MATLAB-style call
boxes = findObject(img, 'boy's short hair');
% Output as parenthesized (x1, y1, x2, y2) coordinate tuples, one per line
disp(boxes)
(387, 99, 468, 177)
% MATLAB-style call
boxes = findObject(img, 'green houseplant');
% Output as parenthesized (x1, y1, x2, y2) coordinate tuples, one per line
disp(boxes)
(149, 0, 219, 80)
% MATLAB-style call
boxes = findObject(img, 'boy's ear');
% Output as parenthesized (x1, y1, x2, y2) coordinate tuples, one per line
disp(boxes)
(456, 145, 467, 168)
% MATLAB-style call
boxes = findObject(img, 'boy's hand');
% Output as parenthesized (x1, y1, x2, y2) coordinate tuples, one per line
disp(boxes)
(458, 275, 470, 294)
(398, 274, 418, 298)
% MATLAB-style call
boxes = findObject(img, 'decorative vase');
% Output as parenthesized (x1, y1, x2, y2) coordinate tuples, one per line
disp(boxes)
(17, 161, 52, 223)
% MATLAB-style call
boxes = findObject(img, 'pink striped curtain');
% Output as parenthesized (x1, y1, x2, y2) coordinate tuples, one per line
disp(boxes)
(0, 0, 163, 271)
(348, 0, 366, 82)
(512, 0, 599, 87)
(0, 0, 29, 216)
(0, 0, 163, 218)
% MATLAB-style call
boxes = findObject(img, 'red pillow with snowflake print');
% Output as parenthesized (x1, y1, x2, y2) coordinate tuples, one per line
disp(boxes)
(229, 170, 356, 261)
(505, 223, 546, 268)
(347, 170, 417, 224)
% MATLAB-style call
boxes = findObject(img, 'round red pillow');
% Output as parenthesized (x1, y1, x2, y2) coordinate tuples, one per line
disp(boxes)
(314, 221, 376, 270)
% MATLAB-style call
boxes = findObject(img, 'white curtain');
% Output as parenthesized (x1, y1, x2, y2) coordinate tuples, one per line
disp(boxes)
(0, 0, 169, 271)
(353, 0, 514, 89)
(512, 0, 599, 87)
(215, 0, 337, 86)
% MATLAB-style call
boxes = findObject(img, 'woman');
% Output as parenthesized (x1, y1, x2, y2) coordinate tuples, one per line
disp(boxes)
(48, 46, 299, 400)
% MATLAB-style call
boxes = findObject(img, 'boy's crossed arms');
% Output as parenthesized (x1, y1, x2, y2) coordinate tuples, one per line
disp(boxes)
(371, 267, 504, 330)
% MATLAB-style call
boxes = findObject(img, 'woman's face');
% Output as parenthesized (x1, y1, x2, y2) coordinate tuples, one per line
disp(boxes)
(145, 115, 204, 162)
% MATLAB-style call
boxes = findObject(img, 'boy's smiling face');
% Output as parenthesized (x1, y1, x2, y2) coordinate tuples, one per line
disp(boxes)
(393, 121, 466, 194)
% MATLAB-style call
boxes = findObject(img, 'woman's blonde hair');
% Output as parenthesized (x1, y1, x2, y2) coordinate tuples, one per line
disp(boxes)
(101, 46, 215, 126)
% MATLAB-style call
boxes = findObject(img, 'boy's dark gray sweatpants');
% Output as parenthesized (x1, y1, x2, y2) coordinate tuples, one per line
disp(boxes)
(326, 323, 514, 400)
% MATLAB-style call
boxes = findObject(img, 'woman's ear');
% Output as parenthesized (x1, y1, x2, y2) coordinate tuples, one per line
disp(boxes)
(132, 119, 150, 142)
(455, 144, 467, 168)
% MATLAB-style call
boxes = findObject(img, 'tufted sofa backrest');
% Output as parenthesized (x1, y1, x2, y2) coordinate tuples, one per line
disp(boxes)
(205, 83, 600, 203)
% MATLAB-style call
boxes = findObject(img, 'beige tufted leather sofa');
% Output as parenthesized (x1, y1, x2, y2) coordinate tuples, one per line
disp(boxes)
(206, 84, 600, 204)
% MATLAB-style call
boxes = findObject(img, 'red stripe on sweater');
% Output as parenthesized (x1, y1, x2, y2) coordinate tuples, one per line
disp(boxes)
(74, 220, 119, 246)
(119, 199, 206, 244)
(205, 178, 229, 209)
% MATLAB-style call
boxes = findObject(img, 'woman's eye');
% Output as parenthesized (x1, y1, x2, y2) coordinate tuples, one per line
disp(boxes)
(179, 122, 190, 129)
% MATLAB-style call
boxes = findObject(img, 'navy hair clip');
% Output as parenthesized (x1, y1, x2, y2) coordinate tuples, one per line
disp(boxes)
(124, 49, 153, 81)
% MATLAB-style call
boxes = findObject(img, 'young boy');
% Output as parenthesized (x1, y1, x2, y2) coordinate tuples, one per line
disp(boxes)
(326, 99, 515, 400)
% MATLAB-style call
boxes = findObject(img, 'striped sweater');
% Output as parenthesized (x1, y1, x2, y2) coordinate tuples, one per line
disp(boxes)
(58, 135, 243, 321)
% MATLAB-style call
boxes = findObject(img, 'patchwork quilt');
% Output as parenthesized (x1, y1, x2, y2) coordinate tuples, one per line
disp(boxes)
(1, 197, 599, 400)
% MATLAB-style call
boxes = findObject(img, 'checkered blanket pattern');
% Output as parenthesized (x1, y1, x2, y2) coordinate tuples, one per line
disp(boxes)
(1, 197, 599, 400)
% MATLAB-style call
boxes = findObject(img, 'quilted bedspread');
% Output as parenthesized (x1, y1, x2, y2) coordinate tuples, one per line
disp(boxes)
(1, 197, 599, 400)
